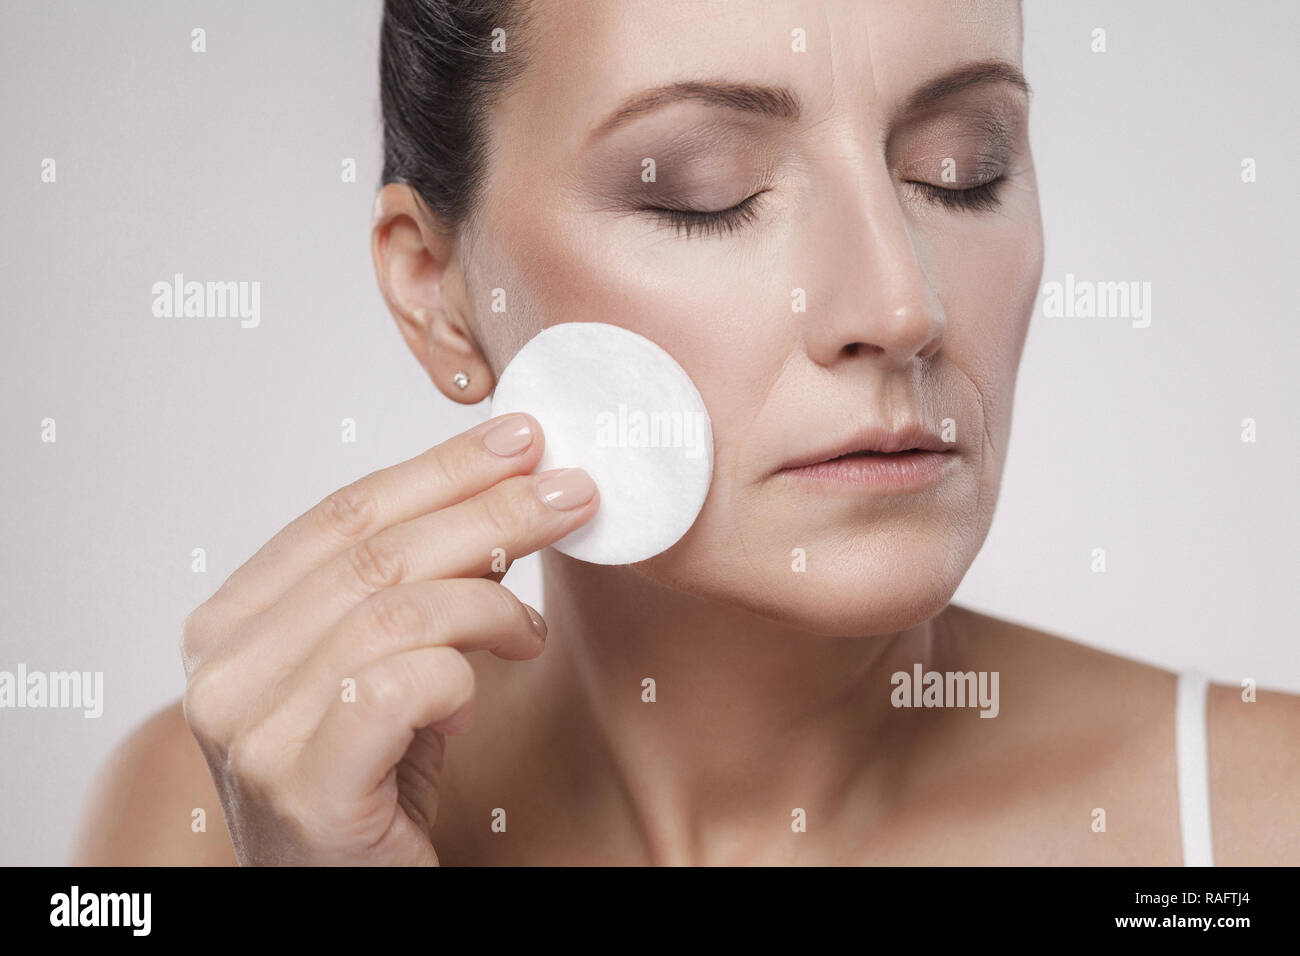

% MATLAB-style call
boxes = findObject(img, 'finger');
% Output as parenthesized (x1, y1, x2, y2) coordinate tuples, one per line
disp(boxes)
(256, 467, 596, 657)
(297, 645, 477, 810)
(263, 579, 544, 736)
(212, 413, 543, 616)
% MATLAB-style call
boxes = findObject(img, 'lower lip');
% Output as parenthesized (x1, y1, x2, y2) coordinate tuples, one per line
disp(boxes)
(776, 450, 955, 492)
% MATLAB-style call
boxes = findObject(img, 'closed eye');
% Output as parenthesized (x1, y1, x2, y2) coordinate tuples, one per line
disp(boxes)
(645, 190, 768, 238)
(907, 176, 1005, 212)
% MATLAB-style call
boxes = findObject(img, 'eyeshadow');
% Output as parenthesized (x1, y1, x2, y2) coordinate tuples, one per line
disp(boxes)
(581, 115, 779, 211)
(889, 103, 1026, 184)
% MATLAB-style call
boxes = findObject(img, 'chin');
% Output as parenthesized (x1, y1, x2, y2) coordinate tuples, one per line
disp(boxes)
(639, 518, 975, 638)
(759, 548, 968, 636)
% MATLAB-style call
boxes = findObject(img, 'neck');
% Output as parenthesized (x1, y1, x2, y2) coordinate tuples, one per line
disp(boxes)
(527, 550, 962, 864)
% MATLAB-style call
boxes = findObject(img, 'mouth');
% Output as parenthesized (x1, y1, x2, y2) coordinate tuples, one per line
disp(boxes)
(827, 448, 926, 458)
(777, 424, 953, 470)
(775, 425, 956, 491)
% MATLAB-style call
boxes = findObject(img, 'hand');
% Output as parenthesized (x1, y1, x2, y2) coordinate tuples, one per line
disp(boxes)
(179, 413, 597, 864)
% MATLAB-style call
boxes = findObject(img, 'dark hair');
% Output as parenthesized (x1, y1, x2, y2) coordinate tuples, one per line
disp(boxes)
(379, 0, 531, 231)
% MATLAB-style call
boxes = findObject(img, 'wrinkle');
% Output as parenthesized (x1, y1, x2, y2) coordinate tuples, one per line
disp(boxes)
(947, 354, 998, 527)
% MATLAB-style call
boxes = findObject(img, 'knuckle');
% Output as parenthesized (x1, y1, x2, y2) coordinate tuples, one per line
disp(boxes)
(423, 449, 458, 494)
(181, 601, 210, 637)
(179, 605, 210, 667)
(181, 665, 225, 741)
(419, 581, 461, 636)
(355, 664, 410, 717)
(476, 485, 530, 543)
(441, 650, 477, 712)
(179, 600, 232, 666)
(429, 577, 507, 629)
(318, 483, 379, 542)
(475, 578, 526, 629)
(346, 534, 406, 594)
(226, 728, 276, 783)
(179, 597, 248, 673)
(361, 588, 426, 646)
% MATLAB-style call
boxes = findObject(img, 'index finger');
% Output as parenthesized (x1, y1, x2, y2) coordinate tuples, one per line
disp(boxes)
(212, 413, 544, 615)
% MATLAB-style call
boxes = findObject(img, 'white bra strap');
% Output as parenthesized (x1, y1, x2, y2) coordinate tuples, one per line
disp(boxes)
(1175, 669, 1214, 866)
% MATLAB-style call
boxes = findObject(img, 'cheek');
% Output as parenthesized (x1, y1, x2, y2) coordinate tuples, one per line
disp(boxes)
(484, 197, 798, 486)
(932, 209, 1043, 459)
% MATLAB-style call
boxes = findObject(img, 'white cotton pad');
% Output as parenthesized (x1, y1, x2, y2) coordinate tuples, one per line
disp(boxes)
(490, 322, 714, 565)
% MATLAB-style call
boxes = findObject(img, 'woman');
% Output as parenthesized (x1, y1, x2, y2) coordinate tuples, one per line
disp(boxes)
(72, 0, 1299, 865)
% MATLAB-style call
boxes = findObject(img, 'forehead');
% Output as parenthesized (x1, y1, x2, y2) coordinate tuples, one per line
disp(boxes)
(498, 0, 1023, 141)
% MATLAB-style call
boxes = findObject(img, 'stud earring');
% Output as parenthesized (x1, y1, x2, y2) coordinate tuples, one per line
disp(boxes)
(452, 370, 470, 390)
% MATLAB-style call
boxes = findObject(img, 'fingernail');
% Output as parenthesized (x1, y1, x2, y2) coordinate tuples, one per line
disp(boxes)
(523, 603, 547, 639)
(483, 415, 533, 457)
(535, 468, 596, 511)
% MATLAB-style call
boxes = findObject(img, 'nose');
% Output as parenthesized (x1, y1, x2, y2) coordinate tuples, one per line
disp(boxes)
(802, 166, 947, 369)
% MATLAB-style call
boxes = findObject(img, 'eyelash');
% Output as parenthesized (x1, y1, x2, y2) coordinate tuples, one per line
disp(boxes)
(648, 191, 767, 239)
(908, 176, 1006, 212)
(646, 174, 1006, 239)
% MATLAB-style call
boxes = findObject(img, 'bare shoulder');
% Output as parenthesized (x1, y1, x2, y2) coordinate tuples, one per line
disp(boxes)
(941, 603, 1180, 719)
(944, 604, 1300, 865)
(70, 698, 237, 866)
(1206, 679, 1300, 865)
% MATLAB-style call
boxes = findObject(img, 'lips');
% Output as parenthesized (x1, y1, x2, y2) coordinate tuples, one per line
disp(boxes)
(777, 424, 952, 472)
(829, 448, 924, 458)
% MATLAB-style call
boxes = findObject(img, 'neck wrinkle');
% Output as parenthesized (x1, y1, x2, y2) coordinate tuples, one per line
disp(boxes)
(529, 549, 947, 865)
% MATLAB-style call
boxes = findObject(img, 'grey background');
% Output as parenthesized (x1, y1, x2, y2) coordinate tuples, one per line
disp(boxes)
(1, 0, 1295, 865)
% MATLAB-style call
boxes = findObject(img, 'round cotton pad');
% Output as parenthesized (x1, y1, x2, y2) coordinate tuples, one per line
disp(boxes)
(490, 322, 714, 565)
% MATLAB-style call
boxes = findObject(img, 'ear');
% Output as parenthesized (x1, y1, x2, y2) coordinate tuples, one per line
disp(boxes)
(370, 183, 494, 404)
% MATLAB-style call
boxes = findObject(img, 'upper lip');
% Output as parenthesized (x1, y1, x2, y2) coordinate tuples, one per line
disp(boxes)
(777, 422, 953, 470)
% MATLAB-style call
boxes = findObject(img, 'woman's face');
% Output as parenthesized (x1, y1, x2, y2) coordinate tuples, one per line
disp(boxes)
(462, 0, 1042, 635)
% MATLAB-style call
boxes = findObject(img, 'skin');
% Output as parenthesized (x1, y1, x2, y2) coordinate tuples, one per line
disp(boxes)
(72, 0, 1298, 865)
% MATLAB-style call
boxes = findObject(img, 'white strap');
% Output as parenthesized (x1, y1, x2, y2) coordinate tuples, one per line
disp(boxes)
(1175, 669, 1214, 866)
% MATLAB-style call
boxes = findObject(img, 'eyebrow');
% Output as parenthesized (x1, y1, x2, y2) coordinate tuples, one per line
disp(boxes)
(589, 59, 1030, 140)
(591, 81, 800, 139)
(901, 59, 1031, 114)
